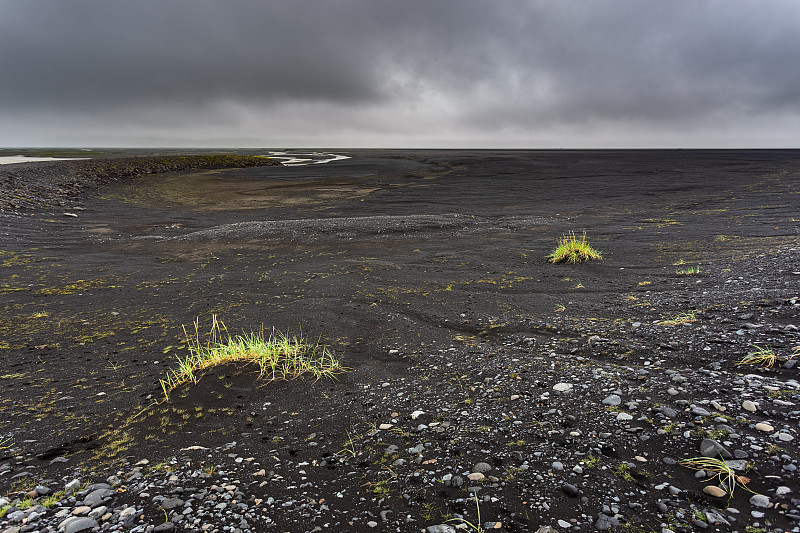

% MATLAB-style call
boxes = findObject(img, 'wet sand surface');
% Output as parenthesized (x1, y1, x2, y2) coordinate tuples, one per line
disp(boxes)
(1, 150, 799, 531)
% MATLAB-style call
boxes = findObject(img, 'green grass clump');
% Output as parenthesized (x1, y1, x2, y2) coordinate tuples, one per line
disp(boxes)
(159, 316, 345, 400)
(679, 456, 756, 498)
(676, 265, 701, 275)
(738, 345, 778, 368)
(547, 231, 602, 264)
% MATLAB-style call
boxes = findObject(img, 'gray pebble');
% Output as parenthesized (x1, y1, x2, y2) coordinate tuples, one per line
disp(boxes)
(602, 394, 621, 406)
(62, 517, 99, 533)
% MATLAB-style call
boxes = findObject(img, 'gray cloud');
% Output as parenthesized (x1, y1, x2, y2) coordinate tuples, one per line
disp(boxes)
(1, 0, 799, 147)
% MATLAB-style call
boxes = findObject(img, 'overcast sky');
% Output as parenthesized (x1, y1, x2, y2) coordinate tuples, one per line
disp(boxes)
(2, 1, 799, 148)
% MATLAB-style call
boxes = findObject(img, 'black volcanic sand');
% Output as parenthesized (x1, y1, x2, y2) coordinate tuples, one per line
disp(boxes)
(1, 150, 799, 532)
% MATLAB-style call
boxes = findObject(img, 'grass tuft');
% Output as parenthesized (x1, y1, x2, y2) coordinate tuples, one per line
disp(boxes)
(737, 345, 778, 368)
(656, 310, 697, 326)
(547, 231, 602, 264)
(679, 456, 757, 498)
(159, 315, 345, 400)
(676, 265, 701, 275)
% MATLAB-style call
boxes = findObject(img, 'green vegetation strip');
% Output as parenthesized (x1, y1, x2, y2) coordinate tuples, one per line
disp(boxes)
(159, 316, 344, 400)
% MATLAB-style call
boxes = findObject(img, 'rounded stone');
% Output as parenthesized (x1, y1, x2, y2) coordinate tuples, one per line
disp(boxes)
(703, 486, 727, 498)
(749, 494, 770, 508)
(562, 483, 579, 497)
(553, 383, 573, 392)
(742, 400, 757, 412)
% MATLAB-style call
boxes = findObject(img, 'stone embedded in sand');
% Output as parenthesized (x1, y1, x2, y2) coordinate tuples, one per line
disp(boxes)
(467, 472, 485, 481)
(562, 483, 580, 497)
(378, 423, 393, 430)
(703, 486, 727, 498)
(749, 494, 770, 508)
(755, 422, 774, 432)
(552, 382, 573, 392)
(777, 432, 794, 442)
(426, 525, 457, 533)
(411, 410, 425, 419)
(742, 400, 758, 412)
(616, 412, 633, 421)
(472, 462, 492, 474)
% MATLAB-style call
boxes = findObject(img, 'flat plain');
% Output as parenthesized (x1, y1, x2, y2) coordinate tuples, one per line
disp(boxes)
(1, 149, 799, 532)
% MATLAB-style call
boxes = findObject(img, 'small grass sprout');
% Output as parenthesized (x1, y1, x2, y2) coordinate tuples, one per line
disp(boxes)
(159, 316, 345, 400)
(547, 231, 602, 264)
(613, 462, 634, 482)
(447, 492, 484, 532)
(679, 456, 756, 498)
(738, 345, 778, 368)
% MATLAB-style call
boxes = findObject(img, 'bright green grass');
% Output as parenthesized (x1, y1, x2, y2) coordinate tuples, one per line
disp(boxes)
(547, 231, 602, 264)
(159, 316, 345, 400)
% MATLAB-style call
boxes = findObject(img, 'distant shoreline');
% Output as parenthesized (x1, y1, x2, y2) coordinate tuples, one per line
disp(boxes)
(0, 154, 282, 211)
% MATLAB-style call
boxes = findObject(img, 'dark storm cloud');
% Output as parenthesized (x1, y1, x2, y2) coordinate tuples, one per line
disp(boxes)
(1, 0, 799, 146)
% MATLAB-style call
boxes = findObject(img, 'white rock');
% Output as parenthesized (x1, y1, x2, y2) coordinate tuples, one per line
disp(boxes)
(755, 422, 774, 432)
(466, 472, 485, 481)
(616, 412, 633, 421)
(411, 410, 425, 420)
(553, 382, 573, 392)
(776, 432, 794, 442)
(742, 400, 758, 412)
(378, 423, 393, 430)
